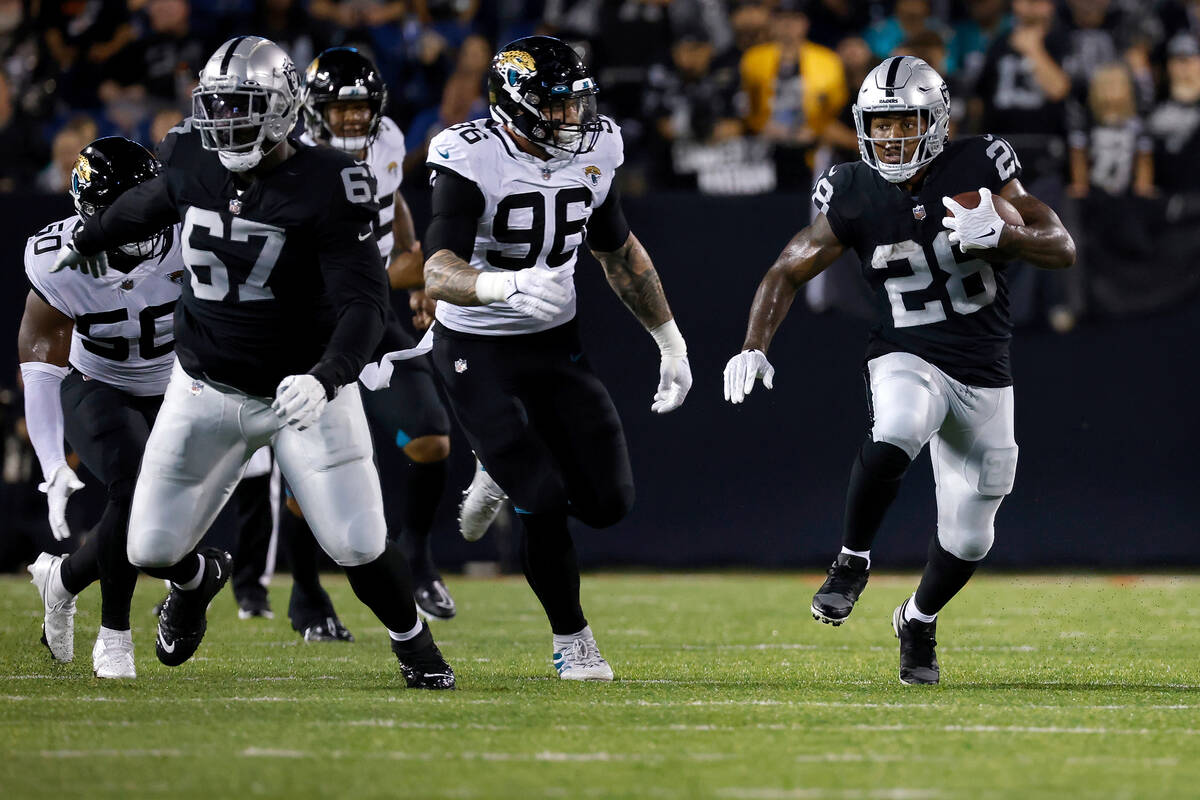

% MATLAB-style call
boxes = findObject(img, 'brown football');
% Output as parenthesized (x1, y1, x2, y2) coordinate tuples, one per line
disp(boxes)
(947, 191, 1024, 227)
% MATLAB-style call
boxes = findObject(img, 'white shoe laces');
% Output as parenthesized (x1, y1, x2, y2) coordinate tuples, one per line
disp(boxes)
(564, 637, 605, 669)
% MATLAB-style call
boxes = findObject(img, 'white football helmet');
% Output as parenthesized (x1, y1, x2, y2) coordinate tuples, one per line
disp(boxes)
(853, 55, 950, 183)
(192, 36, 300, 173)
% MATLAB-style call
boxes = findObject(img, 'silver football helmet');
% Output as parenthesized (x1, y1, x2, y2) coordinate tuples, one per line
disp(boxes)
(853, 56, 950, 183)
(192, 36, 300, 173)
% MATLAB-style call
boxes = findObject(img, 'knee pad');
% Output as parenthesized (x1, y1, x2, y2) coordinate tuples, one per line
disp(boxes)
(937, 525, 994, 562)
(126, 530, 192, 569)
(318, 508, 387, 567)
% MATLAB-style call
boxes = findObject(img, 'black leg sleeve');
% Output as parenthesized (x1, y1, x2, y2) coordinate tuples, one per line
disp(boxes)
(399, 459, 447, 579)
(519, 512, 586, 636)
(280, 503, 336, 631)
(842, 437, 912, 552)
(342, 540, 418, 634)
(914, 534, 982, 616)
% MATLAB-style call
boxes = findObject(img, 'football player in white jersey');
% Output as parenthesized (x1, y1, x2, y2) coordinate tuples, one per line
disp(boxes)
(423, 36, 693, 680)
(19, 137, 184, 678)
(295, 47, 458, 628)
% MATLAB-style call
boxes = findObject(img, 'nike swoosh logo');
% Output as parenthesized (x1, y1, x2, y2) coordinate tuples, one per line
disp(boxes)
(982, 227, 997, 239)
(157, 630, 176, 653)
(213, 559, 222, 580)
(358, 230, 372, 241)
(435, 146, 450, 159)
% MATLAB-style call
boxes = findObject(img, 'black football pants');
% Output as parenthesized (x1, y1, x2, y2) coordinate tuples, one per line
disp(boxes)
(59, 371, 162, 631)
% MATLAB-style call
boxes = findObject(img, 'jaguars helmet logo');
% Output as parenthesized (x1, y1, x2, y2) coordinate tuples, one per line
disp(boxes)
(71, 155, 92, 195)
(584, 165, 601, 186)
(168, 270, 186, 285)
(496, 50, 536, 87)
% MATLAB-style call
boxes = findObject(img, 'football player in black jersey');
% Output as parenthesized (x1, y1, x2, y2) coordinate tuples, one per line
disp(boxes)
(52, 36, 454, 689)
(724, 56, 1074, 685)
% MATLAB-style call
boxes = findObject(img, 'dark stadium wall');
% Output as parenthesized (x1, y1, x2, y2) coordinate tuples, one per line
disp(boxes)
(2, 193, 1198, 569)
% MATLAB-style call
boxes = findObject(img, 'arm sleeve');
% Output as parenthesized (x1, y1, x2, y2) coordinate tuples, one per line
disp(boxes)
(424, 166, 485, 261)
(585, 180, 631, 252)
(71, 175, 180, 256)
(308, 180, 389, 397)
(19, 362, 69, 480)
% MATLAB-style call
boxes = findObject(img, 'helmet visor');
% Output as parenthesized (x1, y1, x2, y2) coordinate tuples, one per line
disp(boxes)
(545, 93, 601, 153)
(193, 90, 271, 152)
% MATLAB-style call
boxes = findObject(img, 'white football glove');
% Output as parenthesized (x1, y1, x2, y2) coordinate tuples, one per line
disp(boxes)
(649, 319, 691, 414)
(272, 374, 329, 431)
(941, 187, 1005, 251)
(39, 465, 85, 541)
(653, 356, 692, 414)
(476, 267, 571, 322)
(50, 242, 108, 277)
(723, 349, 775, 404)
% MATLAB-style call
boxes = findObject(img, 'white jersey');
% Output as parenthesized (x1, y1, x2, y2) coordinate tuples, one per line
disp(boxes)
(24, 216, 185, 396)
(426, 116, 624, 336)
(301, 115, 406, 262)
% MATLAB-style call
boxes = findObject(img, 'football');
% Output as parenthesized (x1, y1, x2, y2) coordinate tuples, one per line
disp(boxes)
(947, 190, 1025, 227)
(945, 191, 1024, 262)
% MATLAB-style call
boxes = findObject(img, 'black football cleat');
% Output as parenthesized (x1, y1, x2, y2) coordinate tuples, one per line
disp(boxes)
(414, 577, 457, 621)
(391, 622, 455, 690)
(892, 599, 940, 685)
(811, 553, 870, 625)
(302, 616, 355, 642)
(154, 548, 233, 667)
(237, 595, 274, 620)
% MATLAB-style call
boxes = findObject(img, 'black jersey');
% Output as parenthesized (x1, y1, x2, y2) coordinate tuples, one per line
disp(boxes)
(812, 136, 1023, 388)
(74, 122, 388, 398)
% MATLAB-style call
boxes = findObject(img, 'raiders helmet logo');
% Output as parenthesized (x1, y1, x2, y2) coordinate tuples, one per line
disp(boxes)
(496, 50, 536, 87)
(584, 165, 601, 186)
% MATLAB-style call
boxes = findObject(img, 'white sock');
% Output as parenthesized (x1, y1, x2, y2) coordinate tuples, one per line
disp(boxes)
(903, 595, 937, 624)
(172, 554, 205, 591)
(388, 618, 424, 642)
(98, 626, 131, 640)
(553, 625, 592, 651)
(840, 546, 871, 569)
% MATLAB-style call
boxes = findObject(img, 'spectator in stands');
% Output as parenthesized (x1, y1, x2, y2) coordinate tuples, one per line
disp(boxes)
(36, 121, 89, 193)
(946, 0, 1010, 86)
(864, 0, 949, 62)
(403, 70, 486, 175)
(729, 1, 771, 57)
(819, 35, 872, 164)
(644, 28, 742, 188)
(38, 0, 133, 105)
(805, 0, 878, 50)
(0, 69, 46, 193)
(1068, 62, 1153, 200)
(247, 0, 323, 72)
(740, 0, 845, 189)
(310, 0, 408, 40)
(456, 33, 492, 81)
(592, 0, 674, 146)
(150, 107, 183, 149)
(99, 0, 208, 109)
(1149, 34, 1200, 204)
(392, 27, 455, 131)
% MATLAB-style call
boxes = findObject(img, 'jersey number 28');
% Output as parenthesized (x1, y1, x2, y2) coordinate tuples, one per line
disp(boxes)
(872, 232, 997, 328)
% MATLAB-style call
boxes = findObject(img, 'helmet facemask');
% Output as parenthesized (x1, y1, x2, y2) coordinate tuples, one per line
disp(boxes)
(854, 104, 948, 183)
(308, 98, 382, 154)
(193, 85, 294, 172)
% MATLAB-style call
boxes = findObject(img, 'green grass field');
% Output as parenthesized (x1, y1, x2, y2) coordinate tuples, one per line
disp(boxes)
(1, 571, 1198, 799)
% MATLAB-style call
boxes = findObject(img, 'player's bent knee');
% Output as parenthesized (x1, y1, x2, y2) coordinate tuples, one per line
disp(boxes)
(404, 435, 450, 463)
(317, 511, 387, 567)
(127, 531, 193, 569)
(938, 525, 994, 562)
(872, 421, 927, 461)
(573, 482, 635, 529)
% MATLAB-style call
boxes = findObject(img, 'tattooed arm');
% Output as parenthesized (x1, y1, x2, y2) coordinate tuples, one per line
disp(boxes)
(423, 248, 483, 305)
(422, 169, 487, 305)
(590, 232, 674, 330)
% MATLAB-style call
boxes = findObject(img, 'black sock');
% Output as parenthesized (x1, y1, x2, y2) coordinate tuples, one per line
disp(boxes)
(843, 438, 912, 551)
(139, 552, 204, 585)
(519, 512, 586, 635)
(399, 458, 447, 579)
(96, 482, 137, 630)
(58, 534, 101, 595)
(281, 510, 336, 631)
(914, 535, 981, 616)
(343, 541, 418, 634)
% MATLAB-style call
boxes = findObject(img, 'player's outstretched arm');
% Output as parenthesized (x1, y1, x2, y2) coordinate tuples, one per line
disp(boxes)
(725, 214, 844, 404)
(996, 179, 1076, 270)
(55, 175, 179, 274)
(17, 291, 85, 539)
(590, 231, 691, 414)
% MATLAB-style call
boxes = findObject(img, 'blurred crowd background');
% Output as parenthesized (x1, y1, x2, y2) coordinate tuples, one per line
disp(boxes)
(3, 0, 1200, 327)
(2, 0, 1199, 570)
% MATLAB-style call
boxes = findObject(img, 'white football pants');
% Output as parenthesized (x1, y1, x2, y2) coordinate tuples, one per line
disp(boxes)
(127, 360, 386, 569)
(867, 352, 1019, 561)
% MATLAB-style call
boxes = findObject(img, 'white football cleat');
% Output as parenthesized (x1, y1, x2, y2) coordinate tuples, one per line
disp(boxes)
(92, 628, 136, 679)
(553, 628, 614, 682)
(458, 457, 508, 542)
(28, 552, 76, 662)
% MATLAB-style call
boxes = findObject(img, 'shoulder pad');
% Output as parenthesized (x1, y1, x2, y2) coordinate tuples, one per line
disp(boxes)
(591, 116, 625, 171)
(811, 160, 860, 217)
(24, 216, 81, 314)
(426, 124, 481, 184)
(973, 135, 1023, 186)
(156, 118, 198, 167)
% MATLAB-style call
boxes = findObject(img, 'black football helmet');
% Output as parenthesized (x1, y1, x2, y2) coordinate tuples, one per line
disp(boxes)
(487, 36, 602, 157)
(301, 47, 388, 153)
(69, 136, 166, 258)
